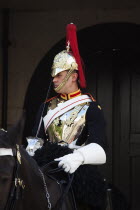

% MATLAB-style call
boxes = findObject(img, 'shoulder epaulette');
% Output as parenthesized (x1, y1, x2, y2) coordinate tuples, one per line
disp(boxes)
(44, 94, 60, 103)
(84, 93, 96, 102)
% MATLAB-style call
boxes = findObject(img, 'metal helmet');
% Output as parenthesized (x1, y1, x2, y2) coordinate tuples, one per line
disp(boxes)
(51, 50, 78, 77)
(51, 23, 86, 89)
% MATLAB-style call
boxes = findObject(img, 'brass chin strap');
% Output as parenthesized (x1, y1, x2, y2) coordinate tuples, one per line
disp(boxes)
(54, 69, 74, 92)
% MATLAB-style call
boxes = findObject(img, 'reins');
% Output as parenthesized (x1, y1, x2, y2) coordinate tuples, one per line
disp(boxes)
(41, 161, 77, 210)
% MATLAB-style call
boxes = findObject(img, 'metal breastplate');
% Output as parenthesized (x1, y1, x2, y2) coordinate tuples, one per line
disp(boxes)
(47, 98, 90, 144)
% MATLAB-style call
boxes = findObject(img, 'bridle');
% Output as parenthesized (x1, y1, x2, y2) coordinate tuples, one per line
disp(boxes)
(0, 144, 25, 210)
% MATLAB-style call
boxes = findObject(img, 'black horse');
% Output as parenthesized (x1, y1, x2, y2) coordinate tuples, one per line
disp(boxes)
(0, 118, 129, 210)
(0, 120, 75, 210)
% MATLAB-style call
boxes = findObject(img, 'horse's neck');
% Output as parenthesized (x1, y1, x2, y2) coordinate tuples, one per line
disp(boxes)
(18, 147, 48, 209)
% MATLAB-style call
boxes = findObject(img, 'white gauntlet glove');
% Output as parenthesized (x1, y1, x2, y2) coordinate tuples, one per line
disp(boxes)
(55, 152, 84, 173)
(55, 143, 106, 173)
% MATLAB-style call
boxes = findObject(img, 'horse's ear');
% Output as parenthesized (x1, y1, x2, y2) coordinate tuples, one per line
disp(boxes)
(7, 110, 26, 146)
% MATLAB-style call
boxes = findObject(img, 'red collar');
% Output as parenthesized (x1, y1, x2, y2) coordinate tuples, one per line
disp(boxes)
(60, 89, 82, 100)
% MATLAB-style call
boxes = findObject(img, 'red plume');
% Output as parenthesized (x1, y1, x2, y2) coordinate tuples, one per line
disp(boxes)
(66, 23, 86, 88)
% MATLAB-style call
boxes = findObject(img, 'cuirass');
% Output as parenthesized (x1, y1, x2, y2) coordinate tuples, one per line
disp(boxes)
(47, 98, 90, 144)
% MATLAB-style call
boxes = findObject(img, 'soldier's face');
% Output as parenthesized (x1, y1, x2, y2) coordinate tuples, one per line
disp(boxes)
(53, 70, 78, 94)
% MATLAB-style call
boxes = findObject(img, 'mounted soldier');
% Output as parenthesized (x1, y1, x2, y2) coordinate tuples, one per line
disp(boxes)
(27, 23, 107, 210)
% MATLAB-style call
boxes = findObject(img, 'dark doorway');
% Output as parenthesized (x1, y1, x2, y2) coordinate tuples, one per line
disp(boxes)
(90, 49, 140, 210)
(23, 23, 140, 210)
